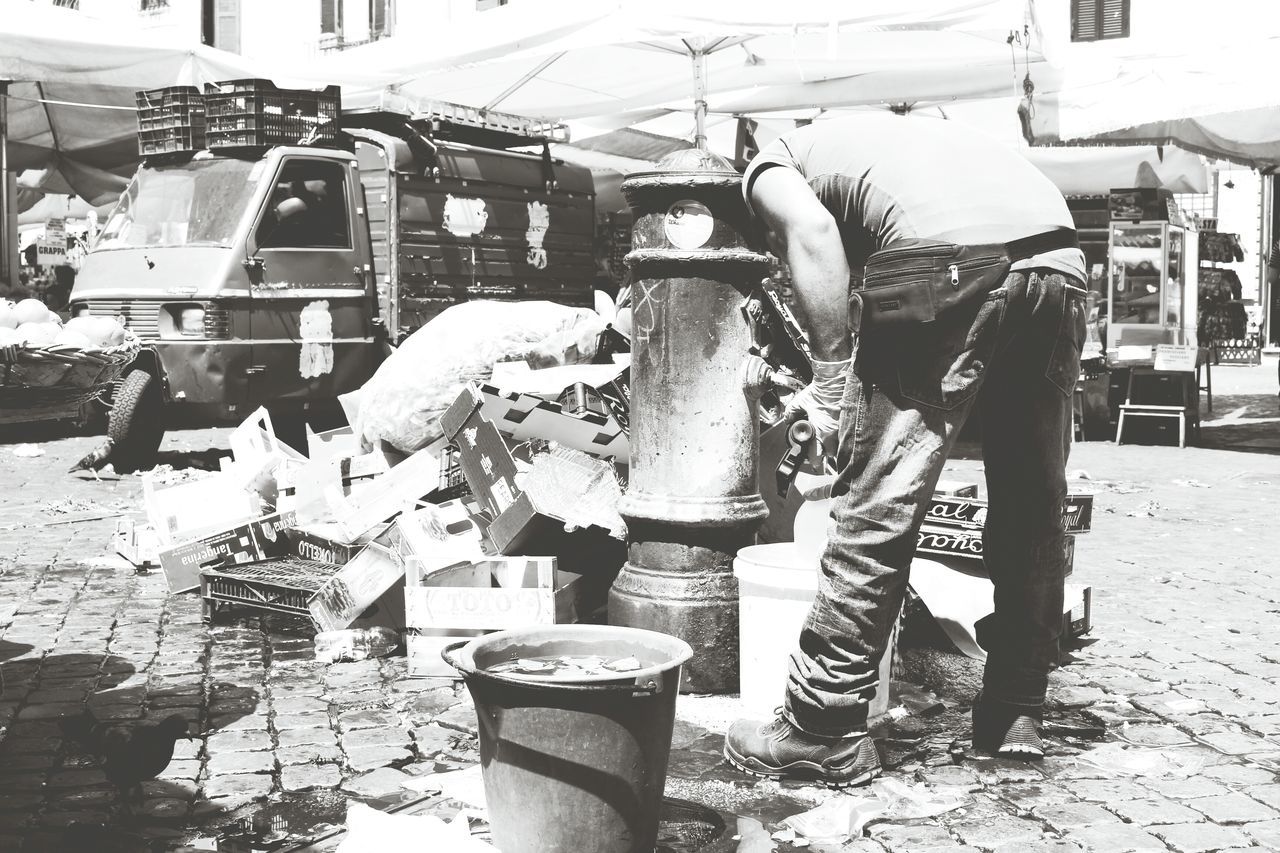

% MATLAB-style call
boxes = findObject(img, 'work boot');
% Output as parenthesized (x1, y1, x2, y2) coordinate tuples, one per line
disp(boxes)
(723, 715, 882, 789)
(972, 693, 1045, 760)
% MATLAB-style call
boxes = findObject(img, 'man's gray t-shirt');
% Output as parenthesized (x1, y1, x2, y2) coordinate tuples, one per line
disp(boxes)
(743, 115, 1085, 280)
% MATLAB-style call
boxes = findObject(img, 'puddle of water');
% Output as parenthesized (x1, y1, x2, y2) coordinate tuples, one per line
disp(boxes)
(657, 797, 728, 852)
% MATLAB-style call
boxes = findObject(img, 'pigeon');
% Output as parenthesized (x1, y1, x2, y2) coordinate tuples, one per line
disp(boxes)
(60, 710, 193, 810)
(68, 438, 115, 475)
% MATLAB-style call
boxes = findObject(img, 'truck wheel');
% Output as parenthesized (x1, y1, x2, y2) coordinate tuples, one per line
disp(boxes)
(108, 369, 165, 474)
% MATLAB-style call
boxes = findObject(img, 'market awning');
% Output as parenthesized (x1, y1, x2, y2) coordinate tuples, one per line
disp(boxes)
(323, 0, 1041, 140)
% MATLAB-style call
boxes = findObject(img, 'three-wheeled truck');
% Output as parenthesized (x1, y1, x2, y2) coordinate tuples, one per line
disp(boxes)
(69, 102, 596, 470)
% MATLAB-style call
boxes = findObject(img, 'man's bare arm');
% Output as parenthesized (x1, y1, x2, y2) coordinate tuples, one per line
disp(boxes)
(749, 167, 852, 362)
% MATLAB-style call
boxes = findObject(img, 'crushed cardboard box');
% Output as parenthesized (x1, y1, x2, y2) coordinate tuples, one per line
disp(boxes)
(160, 511, 297, 594)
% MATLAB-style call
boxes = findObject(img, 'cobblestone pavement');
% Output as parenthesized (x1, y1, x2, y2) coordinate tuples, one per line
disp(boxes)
(1, 363, 1279, 851)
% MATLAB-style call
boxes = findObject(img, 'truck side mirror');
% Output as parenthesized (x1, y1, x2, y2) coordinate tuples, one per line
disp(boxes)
(243, 255, 266, 284)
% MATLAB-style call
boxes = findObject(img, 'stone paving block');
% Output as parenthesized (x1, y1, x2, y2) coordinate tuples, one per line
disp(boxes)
(277, 727, 338, 748)
(273, 741, 341, 765)
(171, 738, 201, 761)
(1246, 784, 1280, 811)
(209, 712, 271, 732)
(950, 813, 1047, 848)
(203, 772, 274, 804)
(1000, 784, 1081, 812)
(1032, 802, 1123, 831)
(1242, 819, 1280, 848)
(206, 750, 276, 776)
(341, 767, 412, 799)
(16, 702, 82, 720)
(206, 730, 272, 754)
(0, 794, 44, 813)
(326, 689, 387, 708)
(46, 768, 106, 789)
(274, 712, 330, 730)
(919, 765, 983, 791)
(342, 727, 410, 752)
(1198, 729, 1276, 756)
(1149, 822, 1250, 853)
(142, 779, 197, 800)
(270, 696, 330, 714)
(346, 745, 413, 773)
(1121, 724, 1196, 747)
(1186, 792, 1280, 825)
(338, 708, 401, 732)
(403, 688, 461, 722)
(281, 763, 342, 792)
(1062, 822, 1168, 852)
(1048, 687, 1107, 709)
(869, 822, 957, 848)
(1203, 763, 1278, 786)
(137, 798, 188, 821)
(1069, 778, 1153, 802)
(433, 704, 478, 736)
(1137, 777, 1233, 801)
(1107, 798, 1203, 826)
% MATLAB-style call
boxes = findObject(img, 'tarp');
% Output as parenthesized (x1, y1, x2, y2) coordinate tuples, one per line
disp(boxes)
(324, 0, 1040, 126)
(1023, 1, 1280, 170)
(0, 8, 272, 208)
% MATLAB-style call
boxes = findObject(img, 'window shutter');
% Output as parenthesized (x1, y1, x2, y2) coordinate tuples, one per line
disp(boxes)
(215, 0, 240, 53)
(320, 0, 338, 35)
(1071, 0, 1129, 42)
(370, 0, 389, 37)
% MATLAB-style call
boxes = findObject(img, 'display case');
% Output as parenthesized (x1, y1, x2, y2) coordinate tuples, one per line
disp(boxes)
(1107, 221, 1199, 357)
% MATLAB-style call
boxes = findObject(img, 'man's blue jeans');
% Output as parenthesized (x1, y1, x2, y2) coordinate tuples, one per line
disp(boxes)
(784, 269, 1088, 737)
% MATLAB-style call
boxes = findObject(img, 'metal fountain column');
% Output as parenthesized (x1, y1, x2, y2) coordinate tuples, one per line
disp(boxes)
(610, 148, 774, 692)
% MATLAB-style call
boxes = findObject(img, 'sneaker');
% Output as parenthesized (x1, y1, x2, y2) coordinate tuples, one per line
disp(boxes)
(972, 695, 1045, 760)
(723, 715, 882, 788)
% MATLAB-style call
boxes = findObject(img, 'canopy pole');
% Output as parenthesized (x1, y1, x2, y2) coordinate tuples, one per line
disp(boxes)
(692, 48, 708, 150)
(0, 81, 12, 289)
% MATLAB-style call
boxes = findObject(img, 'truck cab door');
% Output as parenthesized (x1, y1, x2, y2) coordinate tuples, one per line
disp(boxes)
(244, 155, 377, 404)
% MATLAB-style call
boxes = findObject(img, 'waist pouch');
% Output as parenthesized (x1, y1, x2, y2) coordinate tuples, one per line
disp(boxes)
(858, 239, 1010, 327)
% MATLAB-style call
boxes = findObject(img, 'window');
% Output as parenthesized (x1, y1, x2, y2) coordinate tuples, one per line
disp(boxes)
(257, 160, 351, 250)
(49, 0, 80, 9)
(370, 0, 390, 37)
(320, 0, 343, 36)
(1071, 0, 1130, 42)
(140, 0, 169, 11)
(95, 159, 260, 251)
(202, 0, 240, 53)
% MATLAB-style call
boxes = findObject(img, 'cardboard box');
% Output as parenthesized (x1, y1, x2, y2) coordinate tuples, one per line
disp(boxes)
(440, 386, 623, 556)
(405, 556, 581, 678)
(934, 481, 979, 498)
(923, 493, 1093, 534)
(158, 511, 297, 594)
(1064, 583, 1092, 640)
(478, 382, 628, 462)
(287, 441, 446, 543)
(915, 524, 984, 562)
(308, 539, 406, 632)
(390, 500, 489, 585)
(114, 519, 161, 568)
(144, 473, 262, 547)
(285, 524, 379, 566)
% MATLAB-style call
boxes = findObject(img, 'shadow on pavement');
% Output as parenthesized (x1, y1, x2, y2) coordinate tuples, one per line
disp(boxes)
(0, 645, 270, 849)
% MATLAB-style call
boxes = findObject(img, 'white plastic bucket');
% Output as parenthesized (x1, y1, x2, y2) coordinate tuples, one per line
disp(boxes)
(734, 542, 894, 723)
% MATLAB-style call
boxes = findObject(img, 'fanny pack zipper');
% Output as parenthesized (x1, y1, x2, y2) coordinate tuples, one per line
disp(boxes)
(864, 255, 1005, 287)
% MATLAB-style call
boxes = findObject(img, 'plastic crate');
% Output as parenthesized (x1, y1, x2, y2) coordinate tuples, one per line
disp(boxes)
(135, 86, 206, 154)
(205, 78, 341, 148)
(200, 556, 340, 622)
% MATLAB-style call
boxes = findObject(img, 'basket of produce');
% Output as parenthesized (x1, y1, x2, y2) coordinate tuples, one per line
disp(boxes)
(0, 299, 140, 416)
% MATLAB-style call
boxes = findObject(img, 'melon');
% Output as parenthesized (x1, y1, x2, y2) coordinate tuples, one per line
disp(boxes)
(54, 328, 93, 349)
(13, 299, 51, 326)
(64, 316, 97, 337)
(0, 326, 20, 346)
(0, 302, 16, 329)
(17, 321, 60, 347)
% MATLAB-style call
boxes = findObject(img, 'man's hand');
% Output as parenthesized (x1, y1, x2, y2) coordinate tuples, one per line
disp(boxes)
(782, 357, 851, 463)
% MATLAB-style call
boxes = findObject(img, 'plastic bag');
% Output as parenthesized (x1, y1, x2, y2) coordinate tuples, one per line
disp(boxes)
(355, 301, 605, 453)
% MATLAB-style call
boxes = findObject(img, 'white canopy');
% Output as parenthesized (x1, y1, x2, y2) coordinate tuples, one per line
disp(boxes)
(326, 0, 1040, 132)
(0, 8, 266, 207)
(1024, 2, 1280, 170)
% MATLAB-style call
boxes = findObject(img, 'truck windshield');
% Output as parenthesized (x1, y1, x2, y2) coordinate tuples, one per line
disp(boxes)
(94, 158, 259, 251)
